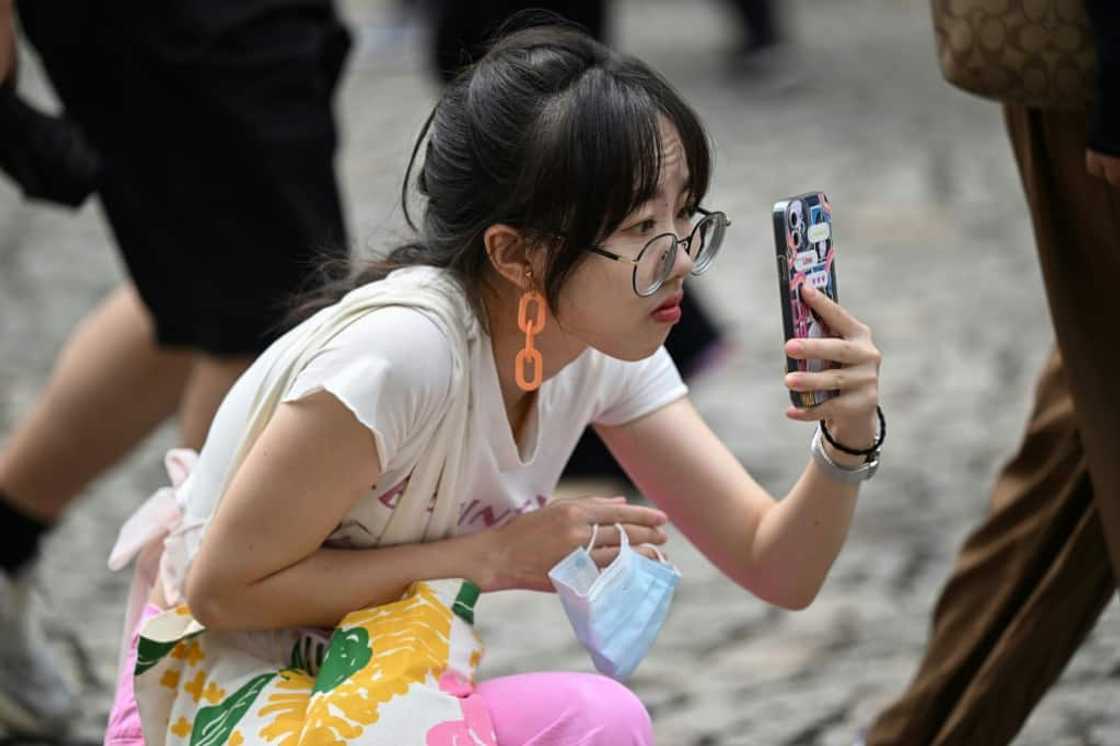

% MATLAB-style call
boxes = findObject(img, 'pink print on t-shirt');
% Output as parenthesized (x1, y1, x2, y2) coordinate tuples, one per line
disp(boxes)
(378, 480, 547, 529)
(458, 494, 548, 529)
(377, 478, 409, 509)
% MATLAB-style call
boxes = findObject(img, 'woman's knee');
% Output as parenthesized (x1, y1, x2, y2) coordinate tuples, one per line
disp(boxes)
(480, 671, 653, 745)
(565, 673, 653, 745)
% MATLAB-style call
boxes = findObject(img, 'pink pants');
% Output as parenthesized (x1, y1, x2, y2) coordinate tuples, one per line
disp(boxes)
(105, 606, 653, 746)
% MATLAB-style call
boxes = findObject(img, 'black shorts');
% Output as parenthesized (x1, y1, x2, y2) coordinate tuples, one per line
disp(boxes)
(18, 0, 351, 354)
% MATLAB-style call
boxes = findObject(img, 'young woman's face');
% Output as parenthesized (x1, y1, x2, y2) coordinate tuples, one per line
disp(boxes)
(554, 120, 697, 361)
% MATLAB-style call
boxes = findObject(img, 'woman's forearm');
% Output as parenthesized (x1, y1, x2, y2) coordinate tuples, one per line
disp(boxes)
(743, 415, 876, 607)
(745, 459, 859, 609)
(185, 531, 491, 631)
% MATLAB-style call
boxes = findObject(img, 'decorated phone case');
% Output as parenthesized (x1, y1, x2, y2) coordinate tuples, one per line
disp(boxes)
(773, 191, 839, 408)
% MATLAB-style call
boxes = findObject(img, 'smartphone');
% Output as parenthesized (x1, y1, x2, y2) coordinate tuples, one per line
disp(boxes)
(773, 191, 839, 408)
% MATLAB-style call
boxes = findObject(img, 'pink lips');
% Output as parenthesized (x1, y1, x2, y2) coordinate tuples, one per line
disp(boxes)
(651, 292, 684, 324)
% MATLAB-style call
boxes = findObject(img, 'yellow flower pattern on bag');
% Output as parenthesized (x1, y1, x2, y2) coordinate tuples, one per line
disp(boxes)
(171, 716, 192, 738)
(296, 581, 453, 739)
(257, 670, 315, 746)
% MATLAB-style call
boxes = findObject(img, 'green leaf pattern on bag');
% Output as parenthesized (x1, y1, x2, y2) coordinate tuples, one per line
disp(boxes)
(312, 628, 373, 694)
(189, 672, 276, 746)
(451, 581, 480, 625)
(135, 637, 180, 677)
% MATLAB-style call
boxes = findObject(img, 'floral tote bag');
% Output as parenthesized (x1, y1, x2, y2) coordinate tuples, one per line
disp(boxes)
(132, 579, 495, 746)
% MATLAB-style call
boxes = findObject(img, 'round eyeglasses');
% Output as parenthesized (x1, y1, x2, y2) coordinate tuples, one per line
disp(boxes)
(586, 208, 730, 297)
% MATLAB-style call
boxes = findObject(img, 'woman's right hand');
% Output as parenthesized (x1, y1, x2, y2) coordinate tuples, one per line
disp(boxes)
(473, 496, 670, 592)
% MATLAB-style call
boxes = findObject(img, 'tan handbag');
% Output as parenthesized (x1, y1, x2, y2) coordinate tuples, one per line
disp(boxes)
(930, 0, 1096, 109)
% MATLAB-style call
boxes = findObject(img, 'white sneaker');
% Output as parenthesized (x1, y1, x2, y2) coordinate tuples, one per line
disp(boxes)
(0, 570, 78, 735)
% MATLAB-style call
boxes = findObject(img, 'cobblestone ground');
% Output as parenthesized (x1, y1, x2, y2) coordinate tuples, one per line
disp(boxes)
(1, 0, 1117, 744)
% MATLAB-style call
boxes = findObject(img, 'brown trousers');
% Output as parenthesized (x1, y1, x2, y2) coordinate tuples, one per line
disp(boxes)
(867, 106, 1120, 745)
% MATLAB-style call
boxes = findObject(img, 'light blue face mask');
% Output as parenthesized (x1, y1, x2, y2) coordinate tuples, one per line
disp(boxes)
(548, 523, 681, 681)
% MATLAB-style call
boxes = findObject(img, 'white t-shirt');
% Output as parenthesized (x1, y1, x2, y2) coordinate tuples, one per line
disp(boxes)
(180, 305, 687, 552)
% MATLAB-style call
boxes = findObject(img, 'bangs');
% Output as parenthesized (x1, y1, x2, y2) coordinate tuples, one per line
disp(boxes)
(513, 59, 711, 298)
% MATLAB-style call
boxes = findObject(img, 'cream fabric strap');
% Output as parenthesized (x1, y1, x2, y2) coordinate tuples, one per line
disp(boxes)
(218, 265, 480, 546)
(106, 266, 482, 684)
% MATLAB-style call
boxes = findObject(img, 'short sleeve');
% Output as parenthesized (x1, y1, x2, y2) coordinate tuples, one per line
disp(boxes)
(592, 346, 688, 427)
(282, 307, 454, 469)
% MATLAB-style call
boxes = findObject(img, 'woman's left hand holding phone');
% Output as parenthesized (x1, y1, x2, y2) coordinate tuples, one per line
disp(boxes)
(782, 284, 882, 462)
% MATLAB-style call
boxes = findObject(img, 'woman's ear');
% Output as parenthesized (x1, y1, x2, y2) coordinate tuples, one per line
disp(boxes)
(483, 223, 532, 288)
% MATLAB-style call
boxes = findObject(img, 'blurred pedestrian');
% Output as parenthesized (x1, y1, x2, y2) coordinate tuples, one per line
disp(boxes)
(863, 2, 1120, 744)
(0, 0, 350, 734)
(726, 0, 781, 59)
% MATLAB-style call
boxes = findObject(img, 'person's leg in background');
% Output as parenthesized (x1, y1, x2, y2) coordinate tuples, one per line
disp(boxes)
(0, 212, 255, 736)
(1006, 105, 1120, 582)
(0, 286, 196, 733)
(864, 349, 1114, 745)
(723, 0, 780, 53)
(0, 7, 251, 732)
(1, 0, 350, 733)
(178, 355, 255, 450)
(0, 292, 254, 552)
(0, 0, 269, 571)
(0, 286, 192, 545)
(865, 104, 1119, 746)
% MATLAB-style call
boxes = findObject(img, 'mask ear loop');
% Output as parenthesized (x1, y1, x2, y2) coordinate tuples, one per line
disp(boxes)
(584, 524, 601, 553)
(618, 524, 676, 569)
(588, 523, 670, 563)
(641, 544, 668, 563)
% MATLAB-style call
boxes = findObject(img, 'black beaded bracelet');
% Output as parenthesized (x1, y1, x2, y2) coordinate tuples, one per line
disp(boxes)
(819, 405, 885, 458)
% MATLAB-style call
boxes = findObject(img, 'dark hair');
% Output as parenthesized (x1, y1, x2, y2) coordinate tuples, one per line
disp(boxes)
(297, 20, 711, 325)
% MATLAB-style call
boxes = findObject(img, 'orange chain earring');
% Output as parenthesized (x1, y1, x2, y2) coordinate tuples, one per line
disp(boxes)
(515, 273, 547, 392)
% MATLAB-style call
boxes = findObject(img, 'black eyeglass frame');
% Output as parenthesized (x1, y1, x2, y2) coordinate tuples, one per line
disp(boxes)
(585, 207, 731, 297)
